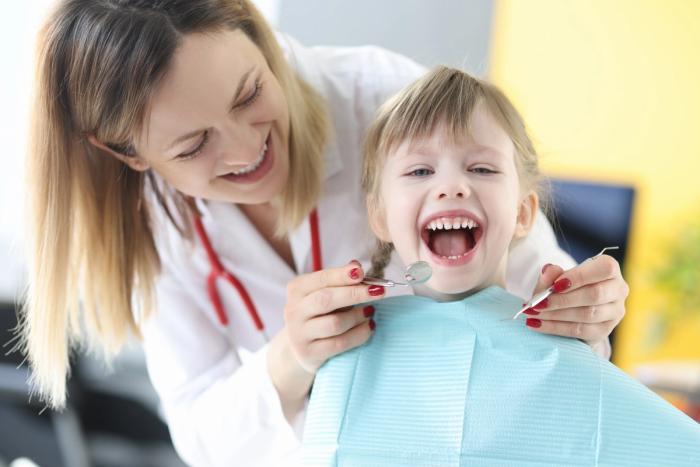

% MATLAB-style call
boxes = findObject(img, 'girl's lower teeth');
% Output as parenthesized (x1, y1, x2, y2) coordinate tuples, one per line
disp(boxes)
(442, 253, 468, 259)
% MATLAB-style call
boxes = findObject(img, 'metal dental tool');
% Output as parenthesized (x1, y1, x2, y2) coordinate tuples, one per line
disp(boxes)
(512, 246, 620, 320)
(362, 261, 433, 287)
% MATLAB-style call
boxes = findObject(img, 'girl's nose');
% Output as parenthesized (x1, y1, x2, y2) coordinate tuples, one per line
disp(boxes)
(438, 190, 466, 199)
(436, 180, 471, 200)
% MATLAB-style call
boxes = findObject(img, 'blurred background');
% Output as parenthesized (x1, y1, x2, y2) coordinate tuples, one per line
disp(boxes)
(1, 0, 698, 465)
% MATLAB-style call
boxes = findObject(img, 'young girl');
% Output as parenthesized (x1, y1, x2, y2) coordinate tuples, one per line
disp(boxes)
(302, 67, 700, 466)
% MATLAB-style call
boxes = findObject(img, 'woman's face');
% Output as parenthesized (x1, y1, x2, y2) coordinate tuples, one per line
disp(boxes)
(135, 29, 290, 205)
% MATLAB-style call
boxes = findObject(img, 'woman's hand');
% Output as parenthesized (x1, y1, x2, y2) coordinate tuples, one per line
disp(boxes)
(268, 260, 382, 419)
(284, 259, 383, 373)
(521, 255, 629, 358)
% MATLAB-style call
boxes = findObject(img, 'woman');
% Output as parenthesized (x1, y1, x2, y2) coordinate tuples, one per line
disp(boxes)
(23, 1, 629, 465)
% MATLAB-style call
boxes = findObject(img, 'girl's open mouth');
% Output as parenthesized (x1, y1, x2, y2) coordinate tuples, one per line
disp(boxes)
(420, 213, 483, 266)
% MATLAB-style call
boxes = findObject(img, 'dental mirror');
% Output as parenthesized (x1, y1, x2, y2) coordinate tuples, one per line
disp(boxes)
(362, 261, 432, 287)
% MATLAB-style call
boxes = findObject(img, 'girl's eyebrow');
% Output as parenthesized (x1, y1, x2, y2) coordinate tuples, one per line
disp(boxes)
(164, 66, 258, 151)
(472, 145, 508, 160)
(403, 145, 506, 160)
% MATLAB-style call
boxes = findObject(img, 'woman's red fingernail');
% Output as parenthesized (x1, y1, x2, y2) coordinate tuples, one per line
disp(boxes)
(523, 308, 540, 316)
(368, 285, 385, 296)
(533, 298, 548, 310)
(349, 268, 360, 280)
(542, 263, 553, 275)
(363, 305, 375, 318)
(526, 318, 542, 328)
(553, 278, 572, 293)
(369, 319, 376, 331)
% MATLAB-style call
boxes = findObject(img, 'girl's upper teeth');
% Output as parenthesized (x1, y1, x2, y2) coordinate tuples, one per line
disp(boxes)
(231, 142, 268, 175)
(426, 217, 478, 230)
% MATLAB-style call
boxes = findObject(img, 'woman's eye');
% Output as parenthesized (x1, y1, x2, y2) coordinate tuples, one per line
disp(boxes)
(177, 131, 209, 161)
(237, 80, 263, 109)
(407, 168, 434, 177)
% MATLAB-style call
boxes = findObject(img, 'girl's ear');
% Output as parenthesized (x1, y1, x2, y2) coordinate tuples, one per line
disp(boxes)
(514, 190, 538, 239)
(86, 135, 150, 172)
(366, 198, 392, 242)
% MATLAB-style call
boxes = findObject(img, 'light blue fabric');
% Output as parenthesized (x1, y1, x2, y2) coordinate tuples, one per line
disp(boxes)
(302, 286, 700, 466)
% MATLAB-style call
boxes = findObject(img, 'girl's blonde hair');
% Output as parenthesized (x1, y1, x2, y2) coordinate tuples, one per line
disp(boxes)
(361, 66, 544, 277)
(24, 0, 328, 408)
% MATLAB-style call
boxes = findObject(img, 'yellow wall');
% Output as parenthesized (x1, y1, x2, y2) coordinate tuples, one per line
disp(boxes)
(489, 0, 700, 372)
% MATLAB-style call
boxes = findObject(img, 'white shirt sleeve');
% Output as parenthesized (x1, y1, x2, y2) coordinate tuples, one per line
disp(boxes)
(142, 270, 302, 467)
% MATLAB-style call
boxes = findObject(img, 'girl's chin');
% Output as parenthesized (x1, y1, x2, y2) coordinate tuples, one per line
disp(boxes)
(413, 280, 479, 302)
(414, 273, 504, 301)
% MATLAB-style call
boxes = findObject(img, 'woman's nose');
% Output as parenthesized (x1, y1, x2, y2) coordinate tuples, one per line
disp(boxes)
(218, 124, 262, 166)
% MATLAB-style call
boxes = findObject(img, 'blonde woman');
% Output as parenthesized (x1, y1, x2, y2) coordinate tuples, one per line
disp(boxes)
(24, 1, 629, 466)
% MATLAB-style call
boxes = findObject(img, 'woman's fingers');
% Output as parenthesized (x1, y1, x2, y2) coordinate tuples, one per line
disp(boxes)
(524, 316, 618, 342)
(308, 318, 375, 362)
(530, 263, 564, 296)
(533, 278, 627, 313)
(286, 260, 364, 301)
(526, 302, 619, 324)
(524, 255, 629, 349)
(550, 254, 624, 295)
(299, 284, 385, 320)
(284, 260, 383, 373)
(305, 305, 375, 340)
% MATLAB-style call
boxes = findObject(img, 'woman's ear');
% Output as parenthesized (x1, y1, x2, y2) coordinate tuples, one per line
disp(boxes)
(366, 198, 392, 243)
(514, 190, 538, 239)
(86, 135, 150, 172)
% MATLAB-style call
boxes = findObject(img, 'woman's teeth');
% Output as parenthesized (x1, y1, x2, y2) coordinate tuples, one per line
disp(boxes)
(230, 142, 268, 175)
(426, 217, 478, 231)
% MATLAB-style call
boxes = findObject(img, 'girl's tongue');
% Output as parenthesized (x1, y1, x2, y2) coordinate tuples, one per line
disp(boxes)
(429, 229, 475, 257)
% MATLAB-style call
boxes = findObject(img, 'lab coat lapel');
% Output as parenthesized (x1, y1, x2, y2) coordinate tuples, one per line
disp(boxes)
(288, 134, 343, 275)
(198, 200, 295, 283)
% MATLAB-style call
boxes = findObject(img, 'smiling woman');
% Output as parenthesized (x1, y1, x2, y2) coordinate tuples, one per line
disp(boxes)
(24, 0, 327, 415)
(93, 30, 294, 205)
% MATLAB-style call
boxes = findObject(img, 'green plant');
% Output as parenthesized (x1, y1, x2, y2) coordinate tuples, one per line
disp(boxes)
(653, 219, 700, 324)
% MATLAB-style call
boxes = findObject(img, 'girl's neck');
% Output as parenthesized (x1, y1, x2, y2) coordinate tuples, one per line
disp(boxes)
(411, 257, 508, 302)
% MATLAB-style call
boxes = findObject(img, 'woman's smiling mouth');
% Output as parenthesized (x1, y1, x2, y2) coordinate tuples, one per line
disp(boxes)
(220, 133, 274, 184)
(420, 210, 484, 266)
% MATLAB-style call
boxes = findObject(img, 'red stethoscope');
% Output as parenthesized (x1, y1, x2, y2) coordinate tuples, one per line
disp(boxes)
(191, 205, 323, 342)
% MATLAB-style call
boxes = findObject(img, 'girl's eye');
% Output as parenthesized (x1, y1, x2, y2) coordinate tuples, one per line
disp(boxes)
(237, 80, 263, 109)
(470, 167, 497, 175)
(177, 131, 209, 161)
(407, 168, 434, 177)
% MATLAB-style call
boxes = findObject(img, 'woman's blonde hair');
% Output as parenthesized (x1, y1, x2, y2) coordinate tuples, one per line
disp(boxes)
(23, 0, 328, 408)
(361, 66, 544, 277)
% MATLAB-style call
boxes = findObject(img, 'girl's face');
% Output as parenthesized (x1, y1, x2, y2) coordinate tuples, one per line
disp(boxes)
(134, 29, 290, 205)
(369, 103, 536, 298)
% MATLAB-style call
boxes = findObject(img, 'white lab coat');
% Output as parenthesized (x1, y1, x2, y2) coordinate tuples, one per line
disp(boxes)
(142, 35, 598, 467)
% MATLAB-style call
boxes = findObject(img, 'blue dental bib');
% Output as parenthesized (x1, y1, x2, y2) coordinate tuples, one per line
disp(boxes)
(302, 286, 700, 466)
